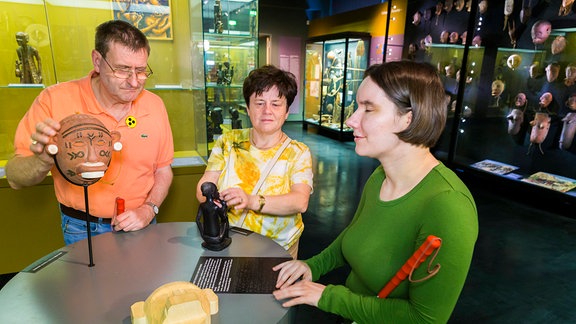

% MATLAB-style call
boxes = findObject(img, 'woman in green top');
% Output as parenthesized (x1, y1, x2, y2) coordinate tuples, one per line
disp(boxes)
(273, 61, 478, 323)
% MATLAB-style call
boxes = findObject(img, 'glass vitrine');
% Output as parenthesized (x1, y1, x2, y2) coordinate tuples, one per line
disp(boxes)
(201, 0, 258, 143)
(303, 32, 370, 140)
(404, 0, 576, 208)
(453, 1, 576, 200)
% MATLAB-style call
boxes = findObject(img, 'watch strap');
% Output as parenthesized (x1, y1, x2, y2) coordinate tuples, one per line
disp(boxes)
(145, 201, 159, 215)
(257, 195, 266, 213)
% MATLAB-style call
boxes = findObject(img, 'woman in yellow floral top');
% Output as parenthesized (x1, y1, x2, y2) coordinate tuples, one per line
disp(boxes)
(196, 65, 314, 259)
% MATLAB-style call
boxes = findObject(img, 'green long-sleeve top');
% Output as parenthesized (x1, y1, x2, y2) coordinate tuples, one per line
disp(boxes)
(306, 163, 478, 323)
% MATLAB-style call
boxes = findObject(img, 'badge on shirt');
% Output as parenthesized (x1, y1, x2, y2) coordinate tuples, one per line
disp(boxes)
(126, 116, 137, 128)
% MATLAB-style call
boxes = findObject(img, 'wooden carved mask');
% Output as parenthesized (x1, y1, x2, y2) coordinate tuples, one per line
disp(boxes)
(47, 114, 121, 186)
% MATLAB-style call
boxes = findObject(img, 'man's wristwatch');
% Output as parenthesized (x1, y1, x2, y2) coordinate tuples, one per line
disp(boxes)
(257, 195, 266, 213)
(145, 201, 159, 216)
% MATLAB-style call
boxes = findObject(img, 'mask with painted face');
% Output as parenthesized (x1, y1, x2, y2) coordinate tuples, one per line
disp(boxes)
(46, 114, 122, 186)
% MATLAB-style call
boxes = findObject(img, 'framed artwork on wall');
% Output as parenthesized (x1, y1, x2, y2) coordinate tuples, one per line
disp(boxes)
(112, 0, 173, 40)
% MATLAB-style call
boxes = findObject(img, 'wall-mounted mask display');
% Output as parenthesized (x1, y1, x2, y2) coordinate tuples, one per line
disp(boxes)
(403, 0, 576, 198)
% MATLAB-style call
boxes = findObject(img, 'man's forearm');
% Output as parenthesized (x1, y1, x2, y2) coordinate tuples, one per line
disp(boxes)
(146, 165, 173, 207)
(5, 155, 53, 189)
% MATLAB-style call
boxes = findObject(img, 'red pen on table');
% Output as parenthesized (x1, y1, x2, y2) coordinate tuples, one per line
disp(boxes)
(378, 235, 442, 299)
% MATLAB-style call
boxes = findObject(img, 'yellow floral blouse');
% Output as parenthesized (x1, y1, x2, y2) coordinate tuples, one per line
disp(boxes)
(206, 129, 313, 249)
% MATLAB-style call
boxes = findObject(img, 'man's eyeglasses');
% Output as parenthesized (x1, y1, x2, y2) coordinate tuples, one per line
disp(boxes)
(99, 52, 153, 80)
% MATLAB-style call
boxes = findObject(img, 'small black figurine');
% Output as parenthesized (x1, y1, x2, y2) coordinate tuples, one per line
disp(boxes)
(210, 107, 223, 135)
(196, 182, 231, 251)
(230, 107, 242, 129)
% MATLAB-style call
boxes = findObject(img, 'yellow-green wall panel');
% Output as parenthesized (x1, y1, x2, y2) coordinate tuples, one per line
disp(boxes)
(0, 166, 204, 274)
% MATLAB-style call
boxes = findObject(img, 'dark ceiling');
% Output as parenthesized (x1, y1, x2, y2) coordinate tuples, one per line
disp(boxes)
(259, 0, 309, 10)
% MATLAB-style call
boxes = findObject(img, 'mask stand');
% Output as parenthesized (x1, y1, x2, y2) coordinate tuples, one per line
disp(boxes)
(83, 185, 95, 267)
(48, 113, 122, 268)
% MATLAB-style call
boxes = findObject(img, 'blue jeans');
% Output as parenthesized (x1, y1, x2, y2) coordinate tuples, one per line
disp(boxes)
(60, 213, 158, 245)
(61, 214, 113, 245)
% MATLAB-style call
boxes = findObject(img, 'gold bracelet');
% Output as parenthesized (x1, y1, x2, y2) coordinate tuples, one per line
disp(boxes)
(257, 195, 266, 213)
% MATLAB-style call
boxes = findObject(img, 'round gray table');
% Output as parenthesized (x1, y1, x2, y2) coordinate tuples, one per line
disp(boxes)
(0, 222, 293, 323)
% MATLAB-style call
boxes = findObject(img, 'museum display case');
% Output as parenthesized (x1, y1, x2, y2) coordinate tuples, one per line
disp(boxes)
(303, 32, 371, 140)
(402, 0, 475, 157)
(201, 0, 258, 142)
(0, 0, 213, 170)
(404, 0, 576, 209)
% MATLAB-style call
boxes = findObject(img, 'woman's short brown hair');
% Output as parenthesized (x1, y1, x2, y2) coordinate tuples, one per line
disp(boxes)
(243, 65, 298, 110)
(363, 61, 448, 148)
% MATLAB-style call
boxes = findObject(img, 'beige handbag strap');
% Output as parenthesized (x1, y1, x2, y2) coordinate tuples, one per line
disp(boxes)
(237, 137, 291, 227)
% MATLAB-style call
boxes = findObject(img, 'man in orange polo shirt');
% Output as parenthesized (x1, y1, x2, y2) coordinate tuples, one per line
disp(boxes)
(6, 20, 174, 245)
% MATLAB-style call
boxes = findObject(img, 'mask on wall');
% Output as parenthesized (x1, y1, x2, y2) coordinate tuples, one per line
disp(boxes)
(478, 0, 488, 14)
(440, 31, 449, 43)
(507, 54, 522, 70)
(472, 35, 482, 46)
(46, 114, 122, 186)
(412, 11, 421, 26)
(449, 31, 459, 43)
(466, 0, 473, 12)
(565, 65, 576, 86)
(455, 0, 465, 11)
(539, 92, 553, 108)
(529, 62, 541, 78)
(545, 63, 560, 83)
(508, 93, 528, 136)
(529, 112, 551, 152)
(531, 20, 552, 45)
(503, 0, 514, 31)
(551, 36, 567, 55)
(567, 94, 576, 110)
(515, 92, 527, 108)
(559, 0, 575, 16)
(445, 0, 454, 13)
(491, 80, 505, 97)
(560, 112, 576, 150)
(507, 108, 525, 135)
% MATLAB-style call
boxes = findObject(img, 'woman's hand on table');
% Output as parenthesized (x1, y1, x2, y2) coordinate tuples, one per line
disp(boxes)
(272, 260, 324, 307)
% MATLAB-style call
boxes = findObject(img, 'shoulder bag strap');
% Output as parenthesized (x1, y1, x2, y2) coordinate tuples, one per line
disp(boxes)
(237, 136, 291, 227)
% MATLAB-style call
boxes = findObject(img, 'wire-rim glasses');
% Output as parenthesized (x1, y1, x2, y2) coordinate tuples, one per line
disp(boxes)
(98, 51, 153, 80)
